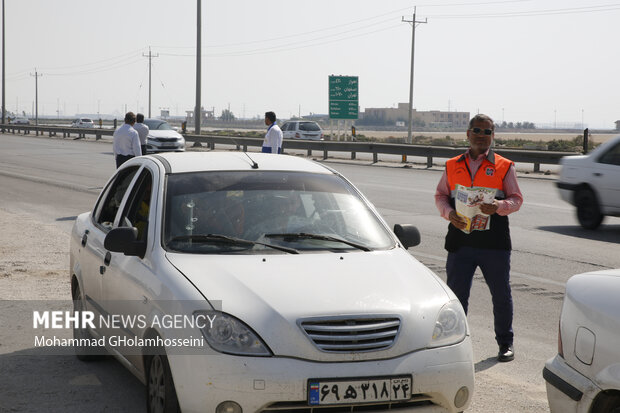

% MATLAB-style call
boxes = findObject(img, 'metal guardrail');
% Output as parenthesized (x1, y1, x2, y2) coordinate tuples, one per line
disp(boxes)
(184, 134, 573, 172)
(1, 124, 575, 172)
(1, 124, 113, 140)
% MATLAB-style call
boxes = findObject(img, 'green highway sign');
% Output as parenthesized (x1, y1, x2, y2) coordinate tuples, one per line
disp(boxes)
(329, 75, 359, 120)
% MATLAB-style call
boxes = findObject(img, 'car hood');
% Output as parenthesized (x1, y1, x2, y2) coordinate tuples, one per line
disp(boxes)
(166, 249, 453, 361)
(148, 130, 183, 139)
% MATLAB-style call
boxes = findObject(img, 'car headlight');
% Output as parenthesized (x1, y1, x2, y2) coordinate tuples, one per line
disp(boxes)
(428, 300, 467, 348)
(193, 310, 272, 356)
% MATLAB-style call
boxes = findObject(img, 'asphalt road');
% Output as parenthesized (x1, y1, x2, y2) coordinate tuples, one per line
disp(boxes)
(0, 133, 619, 412)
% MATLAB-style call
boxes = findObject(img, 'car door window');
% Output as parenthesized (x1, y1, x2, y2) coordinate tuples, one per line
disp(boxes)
(95, 167, 140, 231)
(119, 170, 153, 241)
(598, 142, 620, 166)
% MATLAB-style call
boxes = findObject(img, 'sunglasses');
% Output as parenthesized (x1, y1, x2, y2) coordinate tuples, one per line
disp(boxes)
(470, 127, 493, 135)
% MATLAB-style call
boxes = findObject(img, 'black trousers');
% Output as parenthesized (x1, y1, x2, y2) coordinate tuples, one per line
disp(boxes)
(115, 154, 134, 168)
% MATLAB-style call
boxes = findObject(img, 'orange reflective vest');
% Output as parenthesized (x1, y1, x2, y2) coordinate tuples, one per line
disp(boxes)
(444, 150, 513, 252)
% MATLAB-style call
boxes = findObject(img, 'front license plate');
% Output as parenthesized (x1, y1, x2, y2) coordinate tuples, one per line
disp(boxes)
(308, 376, 412, 406)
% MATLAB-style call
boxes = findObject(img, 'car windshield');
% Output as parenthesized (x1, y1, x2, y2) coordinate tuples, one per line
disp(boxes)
(144, 120, 172, 130)
(81, 118, 92, 122)
(299, 122, 320, 132)
(163, 171, 395, 254)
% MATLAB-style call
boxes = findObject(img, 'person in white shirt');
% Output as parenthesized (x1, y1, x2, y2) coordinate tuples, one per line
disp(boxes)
(133, 113, 150, 155)
(262, 111, 283, 154)
(112, 112, 142, 168)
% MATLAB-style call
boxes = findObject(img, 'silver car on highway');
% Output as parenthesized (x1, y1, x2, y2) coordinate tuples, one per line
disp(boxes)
(70, 152, 474, 413)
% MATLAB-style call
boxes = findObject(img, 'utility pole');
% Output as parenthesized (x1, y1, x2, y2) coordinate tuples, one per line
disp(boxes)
(142, 46, 159, 118)
(30, 69, 42, 125)
(195, 0, 202, 134)
(402, 8, 427, 144)
(2, 0, 5, 127)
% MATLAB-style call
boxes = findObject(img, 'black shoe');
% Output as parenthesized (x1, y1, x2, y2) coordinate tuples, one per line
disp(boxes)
(498, 345, 514, 362)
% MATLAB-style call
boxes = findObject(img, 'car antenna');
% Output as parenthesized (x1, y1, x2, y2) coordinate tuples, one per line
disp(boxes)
(243, 151, 259, 169)
(227, 134, 259, 169)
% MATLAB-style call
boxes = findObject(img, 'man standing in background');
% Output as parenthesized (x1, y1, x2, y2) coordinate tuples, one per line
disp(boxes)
(112, 112, 142, 168)
(262, 111, 283, 154)
(133, 113, 149, 156)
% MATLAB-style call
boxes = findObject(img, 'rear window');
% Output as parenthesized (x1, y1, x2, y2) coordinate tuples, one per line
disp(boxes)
(299, 122, 320, 132)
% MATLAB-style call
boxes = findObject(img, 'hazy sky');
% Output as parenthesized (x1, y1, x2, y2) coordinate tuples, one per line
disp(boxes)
(4, 0, 620, 128)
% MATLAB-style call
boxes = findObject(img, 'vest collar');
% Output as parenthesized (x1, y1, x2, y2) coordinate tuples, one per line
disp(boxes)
(457, 148, 496, 164)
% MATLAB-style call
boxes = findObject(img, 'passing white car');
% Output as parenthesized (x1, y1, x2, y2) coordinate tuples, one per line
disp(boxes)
(9, 116, 30, 125)
(544, 269, 620, 412)
(143, 119, 185, 153)
(71, 118, 95, 128)
(282, 120, 324, 140)
(556, 135, 620, 229)
(70, 152, 474, 413)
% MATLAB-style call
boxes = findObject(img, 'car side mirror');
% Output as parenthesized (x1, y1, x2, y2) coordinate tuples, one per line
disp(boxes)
(393, 224, 421, 249)
(104, 227, 145, 257)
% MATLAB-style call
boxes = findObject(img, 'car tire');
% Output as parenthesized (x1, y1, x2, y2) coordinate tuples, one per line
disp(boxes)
(575, 188, 604, 229)
(72, 282, 105, 361)
(145, 347, 180, 413)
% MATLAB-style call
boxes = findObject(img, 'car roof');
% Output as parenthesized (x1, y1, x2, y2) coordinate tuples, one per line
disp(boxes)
(149, 152, 333, 175)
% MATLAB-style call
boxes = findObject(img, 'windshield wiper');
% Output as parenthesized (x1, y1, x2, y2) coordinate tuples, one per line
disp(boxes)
(167, 234, 299, 254)
(264, 233, 371, 251)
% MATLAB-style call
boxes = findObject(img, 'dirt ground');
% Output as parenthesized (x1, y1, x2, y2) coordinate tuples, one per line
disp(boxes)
(0, 209, 70, 301)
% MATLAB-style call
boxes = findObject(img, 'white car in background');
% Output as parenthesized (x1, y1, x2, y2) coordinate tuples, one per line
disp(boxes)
(556, 134, 620, 229)
(544, 269, 620, 412)
(281, 120, 324, 140)
(70, 152, 474, 413)
(9, 117, 30, 125)
(143, 119, 185, 153)
(71, 118, 95, 128)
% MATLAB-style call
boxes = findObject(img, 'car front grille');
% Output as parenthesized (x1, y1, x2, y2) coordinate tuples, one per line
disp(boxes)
(153, 137, 178, 143)
(259, 396, 434, 412)
(300, 317, 400, 353)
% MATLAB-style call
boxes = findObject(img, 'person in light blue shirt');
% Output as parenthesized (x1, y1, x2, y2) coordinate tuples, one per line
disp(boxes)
(262, 111, 283, 154)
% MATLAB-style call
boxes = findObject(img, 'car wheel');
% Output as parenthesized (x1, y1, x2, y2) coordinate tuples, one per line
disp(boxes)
(72, 282, 104, 361)
(145, 349, 180, 413)
(575, 188, 604, 229)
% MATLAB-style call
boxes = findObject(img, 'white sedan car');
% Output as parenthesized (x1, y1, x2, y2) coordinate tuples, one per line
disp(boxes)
(143, 119, 185, 153)
(71, 118, 95, 128)
(556, 134, 620, 229)
(544, 269, 620, 412)
(70, 152, 474, 413)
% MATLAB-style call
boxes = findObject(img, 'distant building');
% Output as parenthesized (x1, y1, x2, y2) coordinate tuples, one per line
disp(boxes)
(615, 120, 620, 131)
(363, 103, 469, 128)
(185, 107, 215, 124)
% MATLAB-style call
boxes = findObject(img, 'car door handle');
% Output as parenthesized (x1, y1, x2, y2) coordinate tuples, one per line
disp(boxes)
(593, 172, 603, 177)
(81, 230, 89, 247)
(104, 252, 112, 266)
